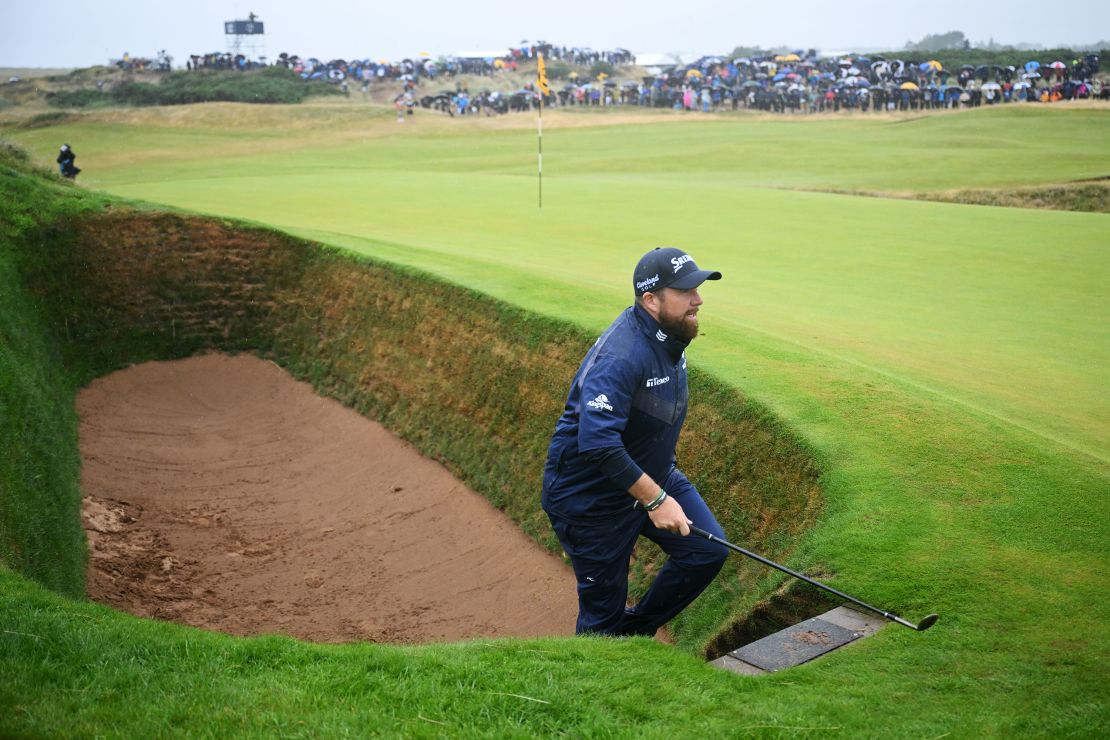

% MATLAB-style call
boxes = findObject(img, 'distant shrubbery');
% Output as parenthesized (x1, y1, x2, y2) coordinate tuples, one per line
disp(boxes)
(47, 67, 341, 108)
(546, 61, 572, 80)
(589, 60, 615, 78)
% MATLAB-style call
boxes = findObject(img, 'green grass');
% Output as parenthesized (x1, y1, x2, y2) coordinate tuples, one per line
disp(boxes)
(2, 103, 1110, 735)
(13, 105, 1106, 459)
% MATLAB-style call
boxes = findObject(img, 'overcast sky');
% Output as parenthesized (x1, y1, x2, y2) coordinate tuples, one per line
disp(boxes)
(2, 0, 1107, 68)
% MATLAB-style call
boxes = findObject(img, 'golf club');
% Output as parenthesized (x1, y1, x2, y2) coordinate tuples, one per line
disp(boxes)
(688, 525, 938, 632)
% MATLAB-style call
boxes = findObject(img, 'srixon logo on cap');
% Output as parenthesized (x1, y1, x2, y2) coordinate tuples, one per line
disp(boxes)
(670, 254, 693, 273)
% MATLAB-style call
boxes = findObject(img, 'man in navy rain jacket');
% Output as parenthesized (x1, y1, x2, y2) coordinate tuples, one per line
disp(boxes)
(542, 247, 728, 637)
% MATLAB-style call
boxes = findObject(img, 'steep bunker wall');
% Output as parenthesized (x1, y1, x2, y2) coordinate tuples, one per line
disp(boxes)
(6, 202, 825, 654)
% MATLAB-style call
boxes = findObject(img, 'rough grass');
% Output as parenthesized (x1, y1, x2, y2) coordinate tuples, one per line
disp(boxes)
(817, 179, 1110, 213)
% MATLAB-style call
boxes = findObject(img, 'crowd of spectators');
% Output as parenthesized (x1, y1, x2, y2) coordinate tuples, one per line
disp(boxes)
(186, 53, 267, 71)
(616, 53, 1106, 114)
(176, 39, 1104, 116)
(111, 51, 173, 72)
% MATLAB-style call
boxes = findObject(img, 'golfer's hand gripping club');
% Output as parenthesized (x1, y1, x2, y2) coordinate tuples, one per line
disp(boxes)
(629, 474, 690, 535)
(647, 495, 690, 536)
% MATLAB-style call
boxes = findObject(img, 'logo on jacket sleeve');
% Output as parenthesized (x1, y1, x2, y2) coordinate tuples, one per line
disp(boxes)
(655, 329, 667, 342)
(586, 394, 614, 411)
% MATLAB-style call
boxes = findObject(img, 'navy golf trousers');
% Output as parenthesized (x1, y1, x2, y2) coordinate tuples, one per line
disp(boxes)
(548, 469, 728, 636)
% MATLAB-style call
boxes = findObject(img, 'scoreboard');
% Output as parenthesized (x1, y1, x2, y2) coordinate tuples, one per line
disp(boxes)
(225, 20, 264, 35)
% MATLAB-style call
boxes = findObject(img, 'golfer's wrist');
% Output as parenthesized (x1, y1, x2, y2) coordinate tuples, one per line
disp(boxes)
(643, 488, 667, 512)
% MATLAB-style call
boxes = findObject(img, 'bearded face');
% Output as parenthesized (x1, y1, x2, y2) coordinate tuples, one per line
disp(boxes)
(651, 288, 701, 343)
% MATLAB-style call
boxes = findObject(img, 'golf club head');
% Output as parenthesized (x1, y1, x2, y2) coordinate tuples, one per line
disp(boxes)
(916, 613, 939, 631)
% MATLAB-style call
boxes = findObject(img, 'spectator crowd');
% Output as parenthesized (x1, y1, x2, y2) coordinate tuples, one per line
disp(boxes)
(174, 39, 1104, 117)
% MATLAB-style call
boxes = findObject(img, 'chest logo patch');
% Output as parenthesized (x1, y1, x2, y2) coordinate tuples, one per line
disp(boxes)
(646, 376, 671, 388)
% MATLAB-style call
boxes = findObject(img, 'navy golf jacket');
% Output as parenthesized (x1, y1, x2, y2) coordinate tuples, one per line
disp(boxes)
(542, 304, 690, 520)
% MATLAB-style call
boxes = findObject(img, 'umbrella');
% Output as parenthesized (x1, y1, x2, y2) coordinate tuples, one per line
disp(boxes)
(418, 51, 430, 58)
(899, 82, 919, 90)
(740, 80, 762, 88)
(855, 78, 872, 88)
(772, 73, 787, 81)
(925, 60, 943, 71)
(1049, 61, 1066, 69)
(981, 82, 1001, 91)
(1025, 60, 1041, 71)
(1014, 81, 1033, 89)
(775, 53, 801, 62)
(686, 69, 703, 78)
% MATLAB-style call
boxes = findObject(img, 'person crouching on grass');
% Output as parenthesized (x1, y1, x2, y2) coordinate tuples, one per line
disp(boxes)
(542, 247, 728, 637)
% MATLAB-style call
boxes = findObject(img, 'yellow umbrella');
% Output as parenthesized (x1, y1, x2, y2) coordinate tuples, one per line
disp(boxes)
(418, 51, 430, 58)
(775, 53, 801, 62)
(900, 81, 919, 90)
(926, 60, 942, 71)
(685, 69, 702, 78)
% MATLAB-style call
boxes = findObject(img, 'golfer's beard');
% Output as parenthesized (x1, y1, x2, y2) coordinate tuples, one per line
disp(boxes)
(659, 312, 698, 343)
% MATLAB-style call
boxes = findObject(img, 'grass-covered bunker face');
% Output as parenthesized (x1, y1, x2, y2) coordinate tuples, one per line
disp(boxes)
(8, 203, 823, 655)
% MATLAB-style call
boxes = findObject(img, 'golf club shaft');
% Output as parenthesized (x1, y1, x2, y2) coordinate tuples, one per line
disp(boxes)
(689, 525, 913, 629)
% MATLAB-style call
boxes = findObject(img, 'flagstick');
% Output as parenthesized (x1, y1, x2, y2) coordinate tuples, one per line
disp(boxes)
(538, 93, 543, 209)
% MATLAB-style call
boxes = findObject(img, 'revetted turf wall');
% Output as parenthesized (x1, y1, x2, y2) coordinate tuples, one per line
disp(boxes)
(2, 164, 825, 652)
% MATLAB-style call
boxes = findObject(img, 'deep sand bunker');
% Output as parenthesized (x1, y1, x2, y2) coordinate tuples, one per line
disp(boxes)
(79, 353, 577, 643)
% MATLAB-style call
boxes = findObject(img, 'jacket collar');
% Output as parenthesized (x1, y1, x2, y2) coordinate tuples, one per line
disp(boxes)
(632, 303, 688, 362)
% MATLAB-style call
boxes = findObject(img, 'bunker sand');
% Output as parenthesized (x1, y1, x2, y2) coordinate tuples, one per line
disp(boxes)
(79, 353, 577, 643)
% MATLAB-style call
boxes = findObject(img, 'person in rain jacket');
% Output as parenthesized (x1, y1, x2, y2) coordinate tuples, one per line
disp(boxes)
(57, 144, 80, 179)
(542, 247, 728, 637)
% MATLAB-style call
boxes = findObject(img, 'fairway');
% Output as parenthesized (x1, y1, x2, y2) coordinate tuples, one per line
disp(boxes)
(4, 101, 1110, 735)
(13, 104, 1109, 461)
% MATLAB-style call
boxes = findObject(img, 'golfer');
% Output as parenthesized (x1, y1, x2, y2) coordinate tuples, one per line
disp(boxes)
(542, 247, 728, 637)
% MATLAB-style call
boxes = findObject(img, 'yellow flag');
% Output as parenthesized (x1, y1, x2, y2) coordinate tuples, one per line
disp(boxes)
(536, 52, 551, 96)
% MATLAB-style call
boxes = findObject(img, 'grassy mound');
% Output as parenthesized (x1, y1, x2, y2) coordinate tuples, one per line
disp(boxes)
(45, 68, 342, 108)
(819, 179, 1110, 213)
